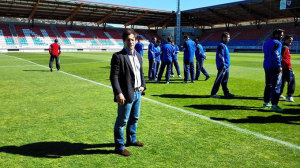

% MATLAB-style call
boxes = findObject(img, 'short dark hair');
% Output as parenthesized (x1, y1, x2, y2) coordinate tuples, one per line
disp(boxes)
(194, 38, 199, 44)
(54, 39, 58, 43)
(157, 40, 161, 45)
(152, 37, 157, 41)
(272, 29, 284, 38)
(184, 35, 189, 39)
(221, 32, 230, 39)
(122, 29, 137, 42)
(284, 34, 293, 40)
(167, 36, 173, 42)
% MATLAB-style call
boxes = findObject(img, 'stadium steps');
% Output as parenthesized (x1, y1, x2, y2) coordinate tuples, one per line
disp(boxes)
(50, 26, 64, 45)
(200, 32, 214, 43)
(104, 32, 120, 46)
(230, 31, 241, 41)
(86, 27, 101, 46)
(9, 23, 19, 46)
(114, 29, 123, 38)
(257, 29, 274, 46)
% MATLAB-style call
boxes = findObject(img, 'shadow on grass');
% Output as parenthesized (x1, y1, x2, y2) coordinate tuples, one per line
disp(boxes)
(286, 104, 300, 107)
(186, 104, 300, 115)
(185, 104, 261, 111)
(211, 115, 300, 125)
(23, 70, 49, 72)
(0, 141, 115, 158)
(153, 94, 263, 100)
(153, 94, 211, 98)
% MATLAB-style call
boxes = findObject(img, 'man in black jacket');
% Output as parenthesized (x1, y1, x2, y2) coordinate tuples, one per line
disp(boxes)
(110, 29, 146, 156)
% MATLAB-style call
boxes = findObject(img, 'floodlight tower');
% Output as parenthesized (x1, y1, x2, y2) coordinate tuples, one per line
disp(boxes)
(175, 0, 181, 45)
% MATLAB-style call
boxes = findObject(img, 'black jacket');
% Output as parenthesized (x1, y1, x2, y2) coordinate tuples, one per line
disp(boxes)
(110, 48, 146, 103)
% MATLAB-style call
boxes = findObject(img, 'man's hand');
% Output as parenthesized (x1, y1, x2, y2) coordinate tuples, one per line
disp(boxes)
(279, 67, 282, 72)
(116, 93, 126, 105)
(138, 87, 145, 92)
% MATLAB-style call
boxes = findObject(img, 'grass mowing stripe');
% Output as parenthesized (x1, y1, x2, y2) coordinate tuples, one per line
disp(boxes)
(0, 65, 40, 68)
(2, 53, 300, 150)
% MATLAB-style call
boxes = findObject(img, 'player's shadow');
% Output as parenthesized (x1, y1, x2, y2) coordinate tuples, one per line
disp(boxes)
(153, 94, 263, 100)
(211, 115, 300, 125)
(0, 141, 115, 158)
(23, 70, 49, 72)
(153, 94, 211, 99)
(186, 104, 300, 115)
(185, 104, 261, 111)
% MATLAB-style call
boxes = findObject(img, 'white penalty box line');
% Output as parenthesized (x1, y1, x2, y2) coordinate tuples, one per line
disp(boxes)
(2, 53, 300, 150)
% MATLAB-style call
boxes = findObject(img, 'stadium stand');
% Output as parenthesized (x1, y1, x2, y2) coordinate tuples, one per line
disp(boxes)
(14, 24, 57, 48)
(198, 24, 300, 52)
(0, 24, 15, 48)
(55, 27, 98, 48)
(1, 22, 300, 53)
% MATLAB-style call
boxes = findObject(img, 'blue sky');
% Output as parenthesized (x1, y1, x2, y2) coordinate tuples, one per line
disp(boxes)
(83, 0, 242, 11)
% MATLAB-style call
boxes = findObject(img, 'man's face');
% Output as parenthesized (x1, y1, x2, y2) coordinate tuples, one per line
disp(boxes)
(275, 32, 284, 40)
(153, 37, 157, 43)
(285, 37, 293, 46)
(124, 34, 136, 51)
(223, 35, 230, 43)
(279, 32, 284, 41)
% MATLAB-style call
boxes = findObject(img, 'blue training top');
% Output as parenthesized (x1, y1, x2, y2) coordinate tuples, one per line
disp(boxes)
(155, 45, 161, 62)
(161, 42, 173, 63)
(135, 42, 144, 56)
(195, 43, 206, 61)
(216, 42, 230, 69)
(183, 39, 196, 62)
(172, 44, 179, 60)
(263, 38, 282, 69)
(148, 41, 156, 60)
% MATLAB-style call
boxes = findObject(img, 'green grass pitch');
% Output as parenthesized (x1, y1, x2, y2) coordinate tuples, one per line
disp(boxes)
(0, 51, 299, 167)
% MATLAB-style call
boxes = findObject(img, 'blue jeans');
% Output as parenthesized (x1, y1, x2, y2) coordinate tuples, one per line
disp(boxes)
(114, 91, 141, 150)
(184, 60, 195, 82)
(195, 58, 209, 80)
(157, 61, 172, 82)
(264, 69, 282, 105)
(211, 67, 230, 95)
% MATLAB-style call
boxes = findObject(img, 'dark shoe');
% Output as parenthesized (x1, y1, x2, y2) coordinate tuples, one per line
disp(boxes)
(126, 141, 144, 147)
(50, 68, 53, 72)
(205, 76, 210, 81)
(224, 93, 234, 98)
(115, 149, 131, 156)
(211, 95, 220, 98)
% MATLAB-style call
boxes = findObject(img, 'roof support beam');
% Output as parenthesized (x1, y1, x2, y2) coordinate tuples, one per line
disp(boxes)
(148, 13, 174, 28)
(96, 8, 118, 25)
(124, 11, 148, 27)
(28, 0, 40, 20)
(65, 3, 83, 23)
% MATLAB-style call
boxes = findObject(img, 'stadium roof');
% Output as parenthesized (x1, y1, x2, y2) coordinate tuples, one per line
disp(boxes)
(0, 0, 299, 28)
(181, 0, 300, 27)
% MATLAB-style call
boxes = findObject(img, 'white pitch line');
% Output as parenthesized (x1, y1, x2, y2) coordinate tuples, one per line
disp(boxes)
(2, 53, 300, 150)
